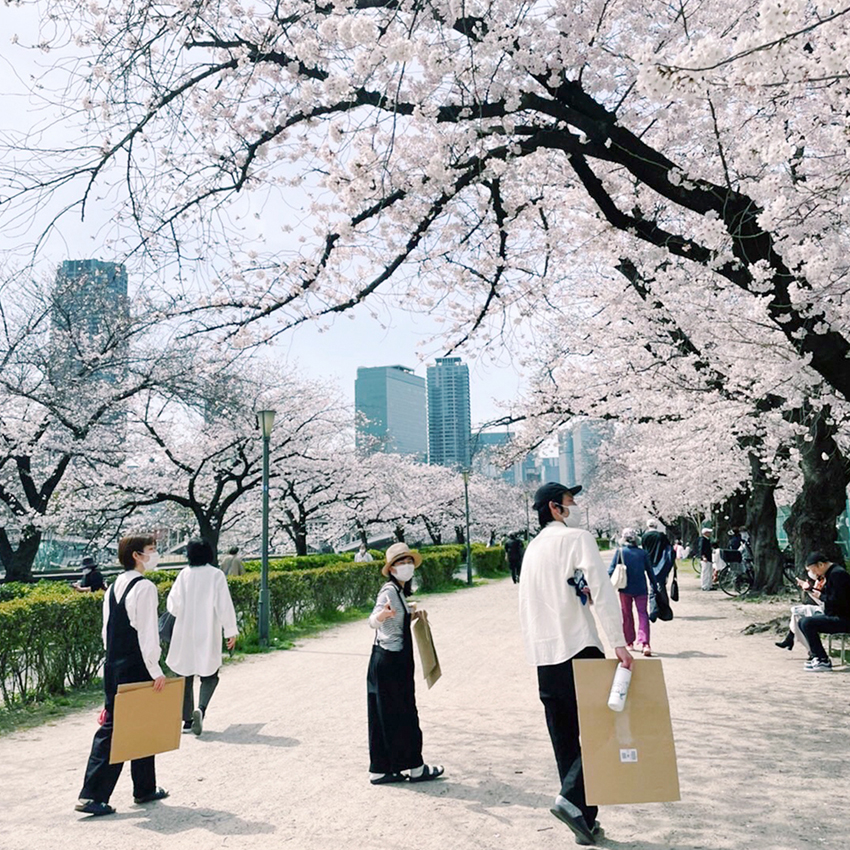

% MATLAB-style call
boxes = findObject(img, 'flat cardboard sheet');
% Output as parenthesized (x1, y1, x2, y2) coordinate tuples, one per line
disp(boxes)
(412, 612, 442, 689)
(110, 678, 185, 764)
(574, 659, 679, 805)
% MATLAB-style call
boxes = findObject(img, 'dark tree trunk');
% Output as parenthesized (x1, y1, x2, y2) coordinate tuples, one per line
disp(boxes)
(746, 453, 783, 593)
(715, 489, 748, 550)
(394, 524, 406, 543)
(195, 514, 221, 565)
(454, 525, 465, 545)
(294, 529, 308, 557)
(783, 410, 850, 570)
(0, 526, 42, 582)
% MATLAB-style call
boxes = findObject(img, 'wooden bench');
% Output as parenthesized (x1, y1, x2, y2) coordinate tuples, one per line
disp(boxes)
(826, 633, 850, 665)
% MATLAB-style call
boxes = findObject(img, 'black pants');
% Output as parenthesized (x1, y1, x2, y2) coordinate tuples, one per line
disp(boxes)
(537, 647, 604, 826)
(79, 710, 156, 803)
(182, 672, 220, 722)
(509, 561, 522, 584)
(799, 615, 850, 660)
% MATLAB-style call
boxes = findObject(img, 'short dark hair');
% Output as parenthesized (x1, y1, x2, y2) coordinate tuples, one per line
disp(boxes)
(187, 538, 214, 566)
(118, 535, 156, 570)
(228, 546, 239, 555)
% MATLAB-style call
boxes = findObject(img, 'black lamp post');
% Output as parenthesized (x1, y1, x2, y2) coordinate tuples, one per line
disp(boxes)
(257, 409, 276, 647)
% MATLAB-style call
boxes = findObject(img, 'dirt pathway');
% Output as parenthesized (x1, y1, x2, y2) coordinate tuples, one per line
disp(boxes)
(1, 571, 847, 850)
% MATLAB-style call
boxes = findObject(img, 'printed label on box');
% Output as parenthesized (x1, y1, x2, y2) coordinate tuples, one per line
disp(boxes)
(619, 748, 638, 763)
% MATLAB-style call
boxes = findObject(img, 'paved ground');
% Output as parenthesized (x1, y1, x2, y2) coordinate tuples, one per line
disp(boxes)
(2, 570, 848, 850)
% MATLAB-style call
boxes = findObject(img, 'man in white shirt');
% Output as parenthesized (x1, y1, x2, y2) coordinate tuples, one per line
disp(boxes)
(518, 483, 633, 846)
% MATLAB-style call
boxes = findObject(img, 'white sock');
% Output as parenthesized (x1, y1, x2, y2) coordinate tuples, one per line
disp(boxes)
(409, 764, 425, 778)
(369, 772, 386, 780)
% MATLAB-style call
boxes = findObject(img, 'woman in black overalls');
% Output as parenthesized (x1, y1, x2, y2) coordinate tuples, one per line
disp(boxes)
(76, 535, 169, 816)
(366, 542, 444, 785)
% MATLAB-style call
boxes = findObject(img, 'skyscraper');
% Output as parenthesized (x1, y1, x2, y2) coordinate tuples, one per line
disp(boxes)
(355, 365, 427, 459)
(51, 259, 131, 414)
(426, 356, 471, 468)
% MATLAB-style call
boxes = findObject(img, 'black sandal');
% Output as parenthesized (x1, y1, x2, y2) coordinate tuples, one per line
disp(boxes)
(408, 764, 444, 782)
(370, 772, 407, 785)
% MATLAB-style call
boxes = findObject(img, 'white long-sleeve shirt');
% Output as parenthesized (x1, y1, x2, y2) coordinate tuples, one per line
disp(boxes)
(166, 564, 239, 677)
(102, 570, 164, 680)
(518, 522, 626, 666)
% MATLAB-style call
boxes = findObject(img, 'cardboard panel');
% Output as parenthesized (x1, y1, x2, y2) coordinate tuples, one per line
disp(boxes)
(574, 659, 680, 805)
(413, 612, 442, 689)
(110, 678, 185, 764)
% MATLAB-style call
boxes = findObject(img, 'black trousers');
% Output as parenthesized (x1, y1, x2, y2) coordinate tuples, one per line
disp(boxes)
(799, 615, 850, 660)
(182, 672, 220, 722)
(537, 646, 604, 825)
(79, 710, 156, 803)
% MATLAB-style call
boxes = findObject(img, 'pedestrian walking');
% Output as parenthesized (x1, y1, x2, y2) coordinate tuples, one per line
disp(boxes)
(219, 546, 245, 576)
(697, 528, 714, 591)
(75, 534, 169, 816)
(504, 532, 524, 584)
(366, 542, 444, 785)
(355, 543, 374, 563)
(609, 529, 658, 656)
(166, 538, 239, 735)
(518, 482, 633, 845)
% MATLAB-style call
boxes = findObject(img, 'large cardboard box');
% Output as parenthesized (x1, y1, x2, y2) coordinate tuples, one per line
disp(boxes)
(574, 659, 679, 805)
(110, 678, 185, 764)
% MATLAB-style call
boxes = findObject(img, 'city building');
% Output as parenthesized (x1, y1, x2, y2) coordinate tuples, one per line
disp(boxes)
(51, 259, 130, 382)
(558, 419, 609, 487)
(471, 430, 519, 485)
(427, 356, 471, 468)
(355, 365, 427, 459)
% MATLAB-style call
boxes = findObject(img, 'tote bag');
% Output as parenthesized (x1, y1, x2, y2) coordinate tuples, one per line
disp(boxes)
(610, 548, 628, 591)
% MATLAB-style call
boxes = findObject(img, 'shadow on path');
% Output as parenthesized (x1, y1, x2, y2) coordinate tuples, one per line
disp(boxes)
(195, 723, 300, 748)
(134, 804, 276, 836)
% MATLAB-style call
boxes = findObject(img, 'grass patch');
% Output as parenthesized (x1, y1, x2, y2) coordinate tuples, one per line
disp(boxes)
(0, 680, 104, 737)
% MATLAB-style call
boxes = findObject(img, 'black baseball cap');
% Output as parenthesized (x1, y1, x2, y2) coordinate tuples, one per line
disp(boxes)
(532, 482, 582, 510)
(805, 551, 830, 567)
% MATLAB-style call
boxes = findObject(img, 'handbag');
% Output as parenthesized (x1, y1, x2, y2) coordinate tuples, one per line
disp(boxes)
(670, 564, 679, 602)
(158, 610, 176, 643)
(610, 548, 628, 591)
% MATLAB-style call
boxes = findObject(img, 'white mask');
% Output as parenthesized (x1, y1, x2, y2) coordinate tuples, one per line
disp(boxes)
(143, 551, 160, 570)
(561, 508, 582, 528)
(393, 563, 415, 583)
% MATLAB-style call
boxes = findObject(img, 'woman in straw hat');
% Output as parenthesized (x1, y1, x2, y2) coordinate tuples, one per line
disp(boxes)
(366, 542, 445, 785)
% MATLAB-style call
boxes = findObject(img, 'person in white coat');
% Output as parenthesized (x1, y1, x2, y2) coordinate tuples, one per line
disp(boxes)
(166, 538, 239, 735)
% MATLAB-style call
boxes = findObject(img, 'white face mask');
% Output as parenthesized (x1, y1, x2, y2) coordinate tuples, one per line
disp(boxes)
(143, 551, 160, 570)
(393, 563, 415, 583)
(561, 508, 582, 528)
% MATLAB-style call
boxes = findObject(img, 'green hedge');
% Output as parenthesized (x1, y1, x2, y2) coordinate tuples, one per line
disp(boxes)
(0, 546, 506, 709)
(0, 586, 104, 707)
(242, 552, 359, 573)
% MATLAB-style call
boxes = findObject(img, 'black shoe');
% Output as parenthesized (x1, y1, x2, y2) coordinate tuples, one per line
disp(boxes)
(370, 772, 407, 785)
(775, 632, 795, 650)
(550, 798, 596, 845)
(75, 799, 115, 816)
(134, 787, 169, 804)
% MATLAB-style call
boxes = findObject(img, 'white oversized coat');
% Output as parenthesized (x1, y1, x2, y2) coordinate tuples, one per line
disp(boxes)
(166, 565, 239, 677)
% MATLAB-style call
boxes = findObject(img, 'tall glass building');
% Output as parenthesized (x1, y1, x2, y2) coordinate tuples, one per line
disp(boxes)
(355, 365, 427, 460)
(427, 357, 471, 468)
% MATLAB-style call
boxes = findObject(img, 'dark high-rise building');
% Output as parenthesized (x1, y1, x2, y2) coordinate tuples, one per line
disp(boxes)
(426, 356, 471, 468)
(355, 365, 427, 460)
(51, 259, 131, 406)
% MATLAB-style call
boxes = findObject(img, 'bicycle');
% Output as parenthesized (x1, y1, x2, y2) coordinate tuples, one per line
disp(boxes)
(717, 559, 754, 597)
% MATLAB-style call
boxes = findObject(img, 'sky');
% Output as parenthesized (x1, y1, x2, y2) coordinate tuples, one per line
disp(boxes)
(0, 3, 527, 425)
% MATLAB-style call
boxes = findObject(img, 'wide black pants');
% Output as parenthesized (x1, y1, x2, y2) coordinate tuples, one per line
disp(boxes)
(79, 710, 156, 803)
(537, 646, 604, 825)
(367, 645, 423, 774)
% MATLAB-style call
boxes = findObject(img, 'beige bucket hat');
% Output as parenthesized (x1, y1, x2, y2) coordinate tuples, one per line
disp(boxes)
(381, 542, 423, 577)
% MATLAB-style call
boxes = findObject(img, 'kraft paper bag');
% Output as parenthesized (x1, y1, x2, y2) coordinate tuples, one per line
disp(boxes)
(110, 677, 185, 764)
(412, 612, 442, 689)
(573, 659, 680, 805)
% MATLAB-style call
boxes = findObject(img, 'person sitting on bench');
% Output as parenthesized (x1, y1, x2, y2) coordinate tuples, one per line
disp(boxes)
(798, 551, 850, 672)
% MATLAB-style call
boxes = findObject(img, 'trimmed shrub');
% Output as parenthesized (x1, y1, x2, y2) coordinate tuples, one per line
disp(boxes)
(417, 549, 462, 592)
(472, 544, 508, 577)
(242, 552, 357, 573)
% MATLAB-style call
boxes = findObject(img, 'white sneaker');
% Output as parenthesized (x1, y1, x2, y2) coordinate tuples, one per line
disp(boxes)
(191, 708, 204, 735)
(805, 659, 833, 672)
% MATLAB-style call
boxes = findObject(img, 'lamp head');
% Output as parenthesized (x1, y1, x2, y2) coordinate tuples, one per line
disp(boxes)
(257, 409, 277, 438)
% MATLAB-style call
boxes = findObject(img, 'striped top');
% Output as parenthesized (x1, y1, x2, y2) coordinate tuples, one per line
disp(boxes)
(369, 581, 411, 651)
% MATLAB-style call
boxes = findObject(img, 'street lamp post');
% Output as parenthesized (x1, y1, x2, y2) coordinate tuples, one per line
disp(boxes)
(462, 469, 472, 586)
(257, 409, 276, 647)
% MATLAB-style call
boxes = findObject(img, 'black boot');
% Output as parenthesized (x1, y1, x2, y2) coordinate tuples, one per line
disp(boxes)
(775, 631, 794, 650)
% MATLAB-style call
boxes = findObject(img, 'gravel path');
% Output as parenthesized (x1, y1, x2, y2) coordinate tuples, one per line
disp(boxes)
(1, 571, 847, 850)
